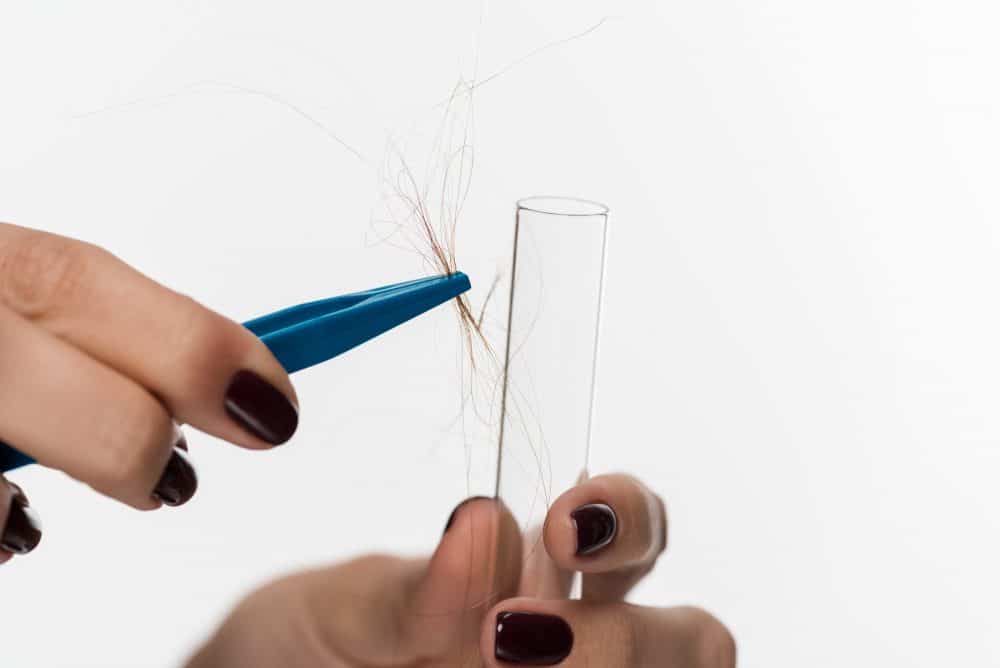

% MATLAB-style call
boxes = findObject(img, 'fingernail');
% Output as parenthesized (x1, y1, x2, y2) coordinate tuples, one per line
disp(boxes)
(495, 611, 573, 665)
(224, 370, 298, 445)
(2, 486, 43, 555)
(443, 495, 492, 534)
(153, 444, 198, 507)
(571, 503, 617, 556)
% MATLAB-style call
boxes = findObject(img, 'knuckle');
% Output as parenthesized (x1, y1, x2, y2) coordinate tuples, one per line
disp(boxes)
(94, 399, 172, 496)
(681, 607, 737, 668)
(170, 300, 247, 386)
(605, 607, 641, 667)
(0, 232, 97, 317)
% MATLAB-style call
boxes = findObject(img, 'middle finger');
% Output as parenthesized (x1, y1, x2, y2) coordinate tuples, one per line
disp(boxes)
(0, 224, 299, 450)
(0, 305, 187, 509)
(543, 474, 668, 601)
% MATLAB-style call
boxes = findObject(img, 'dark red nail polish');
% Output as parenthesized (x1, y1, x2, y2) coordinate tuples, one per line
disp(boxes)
(153, 445, 198, 507)
(2, 488, 42, 555)
(443, 495, 492, 534)
(571, 503, 617, 556)
(495, 611, 573, 665)
(224, 370, 298, 445)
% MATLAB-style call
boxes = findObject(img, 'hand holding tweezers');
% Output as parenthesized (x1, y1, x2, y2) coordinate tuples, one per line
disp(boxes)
(0, 272, 471, 472)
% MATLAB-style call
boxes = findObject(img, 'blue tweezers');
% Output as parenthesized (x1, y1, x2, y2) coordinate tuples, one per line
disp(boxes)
(0, 272, 471, 472)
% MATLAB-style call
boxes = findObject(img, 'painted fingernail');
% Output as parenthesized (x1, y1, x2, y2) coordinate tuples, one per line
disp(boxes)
(2, 485, 43, 555)
(224, 370, 298, 445)
(153, 444, 198, 507)
(571, 502, 617, 556)
(443, 495, 492, 534)
(495, 611, 573, 665)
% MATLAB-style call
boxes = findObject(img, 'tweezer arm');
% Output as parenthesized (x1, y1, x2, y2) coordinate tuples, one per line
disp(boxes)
(250, 273, 470, 374)
(0, 444, 34, 471)
(243, 276, 434, 339)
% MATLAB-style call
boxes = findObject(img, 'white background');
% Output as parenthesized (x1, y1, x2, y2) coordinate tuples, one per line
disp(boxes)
(2, 1, 1000, 666)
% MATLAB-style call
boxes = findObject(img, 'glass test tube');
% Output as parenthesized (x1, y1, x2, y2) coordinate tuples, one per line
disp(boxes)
(495, 196, 610, 589)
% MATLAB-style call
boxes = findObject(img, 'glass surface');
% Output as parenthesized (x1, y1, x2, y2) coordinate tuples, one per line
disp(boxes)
(496, 196, 610, 593)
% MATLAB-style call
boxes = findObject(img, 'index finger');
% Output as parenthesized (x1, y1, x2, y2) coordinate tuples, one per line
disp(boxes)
(0, 223, 298, 448)
(481, 598, 735, 668)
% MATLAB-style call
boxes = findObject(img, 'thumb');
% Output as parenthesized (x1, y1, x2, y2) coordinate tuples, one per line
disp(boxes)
(402, 496, 522, 658)
(188, 498, 522, 668)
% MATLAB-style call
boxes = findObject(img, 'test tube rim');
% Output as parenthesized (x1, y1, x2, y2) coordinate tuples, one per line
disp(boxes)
(516, 195, 610, 218)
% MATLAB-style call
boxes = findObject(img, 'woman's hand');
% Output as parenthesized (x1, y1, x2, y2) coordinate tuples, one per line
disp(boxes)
(188, 474, 735, 667)
(0, 223, 299, 560)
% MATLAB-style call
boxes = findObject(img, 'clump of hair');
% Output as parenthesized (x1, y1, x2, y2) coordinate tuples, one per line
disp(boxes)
(369, 80, 500, 378)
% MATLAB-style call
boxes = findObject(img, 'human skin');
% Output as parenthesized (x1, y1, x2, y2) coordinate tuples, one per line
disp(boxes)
(0, 223, 299, 559)
(0, 226, 734, 666)
(188, 474, 736, 667)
